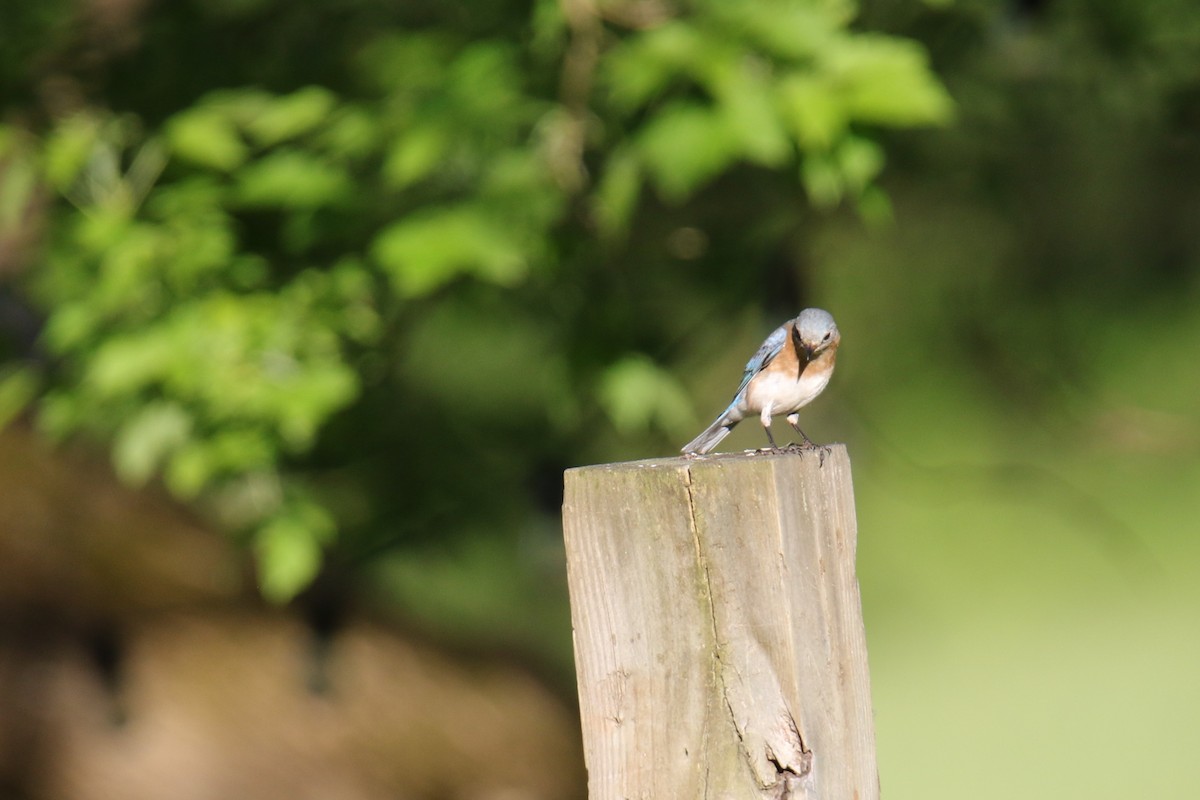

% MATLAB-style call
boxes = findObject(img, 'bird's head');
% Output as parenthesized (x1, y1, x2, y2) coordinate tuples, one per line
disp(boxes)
(791, 308, 840, 362)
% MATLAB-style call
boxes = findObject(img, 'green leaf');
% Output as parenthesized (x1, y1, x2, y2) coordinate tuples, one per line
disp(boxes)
(478, 148, 564, 233)
(254, 497, 335, 603)
(836, 135, 885, 192)
(637, 102, 738, 201)
(113, 402, 193, 485)
(712, 57, 791, 167)
(598, 354, 694, 435)
(256, 518, 321, 603)
(317, 105, 380, 160)
(0, 366, 37, 430)
(530, 0, 568, 59)
(162, 427, 275, 500)
(272, 362, 359, 449)
(164, 441, 215, 499)
(593, 148, 643, 239)
(43, 113, 102, 190)
(776, 73, 847, 150)
(801, 152, 844, 208)
(372, 206, 528, 297)
(43, 114, 101, 191)
(731, 0, 844, 60)
(605, 23, 706, 111)
(830, 36, 955, 127)
(234, 150, 352, 209)
(382, 125, 447, 189)
(243, 86, 338, 147)
(86, 332, 175, 396)
(166, 108, 249, 171)
(446, 43, 532, 124)
(42, 302, 100, 352)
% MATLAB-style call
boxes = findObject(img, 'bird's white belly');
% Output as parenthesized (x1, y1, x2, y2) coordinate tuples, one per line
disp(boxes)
(744, 367, 831, 415)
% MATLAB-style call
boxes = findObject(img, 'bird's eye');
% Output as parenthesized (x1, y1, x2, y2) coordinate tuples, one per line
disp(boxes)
(822, 332, 831, 341)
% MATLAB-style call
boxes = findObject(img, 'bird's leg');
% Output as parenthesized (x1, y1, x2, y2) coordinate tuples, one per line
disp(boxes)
(759, 406, 782, 452)
(786, 413, 831, 465)
(785, 414, 816, 447)
(762, 424, 779, 450)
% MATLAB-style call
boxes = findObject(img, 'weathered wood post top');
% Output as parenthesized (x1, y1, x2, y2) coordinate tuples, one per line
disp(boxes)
(562, 445, 877, 800)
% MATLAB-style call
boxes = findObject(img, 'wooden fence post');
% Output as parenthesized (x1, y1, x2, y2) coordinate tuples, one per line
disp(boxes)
(562, 446, 877, 800)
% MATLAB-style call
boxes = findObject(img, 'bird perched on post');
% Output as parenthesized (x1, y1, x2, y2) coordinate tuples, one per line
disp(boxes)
(681, 308, 840, 455)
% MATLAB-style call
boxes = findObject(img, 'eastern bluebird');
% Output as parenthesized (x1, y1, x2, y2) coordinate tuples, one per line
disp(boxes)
(682, 308, 840, 455)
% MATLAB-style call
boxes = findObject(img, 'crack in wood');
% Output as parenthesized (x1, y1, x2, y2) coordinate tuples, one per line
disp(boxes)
(686, 462, 813, 799)
(682, 464, 714, 800)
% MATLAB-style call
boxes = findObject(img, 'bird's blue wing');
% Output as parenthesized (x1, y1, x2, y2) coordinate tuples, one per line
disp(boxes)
(733, 324, 787, 399)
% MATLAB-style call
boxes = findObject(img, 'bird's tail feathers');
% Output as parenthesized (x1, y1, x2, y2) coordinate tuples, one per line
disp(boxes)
(681, 413, 739, 455)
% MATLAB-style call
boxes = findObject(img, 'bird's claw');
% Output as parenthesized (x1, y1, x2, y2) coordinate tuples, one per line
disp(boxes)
(816, 444, 831, 467)
(783, 440, 832, 467)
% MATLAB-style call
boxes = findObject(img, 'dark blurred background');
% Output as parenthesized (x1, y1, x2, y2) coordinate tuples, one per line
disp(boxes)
(0, 0, 1197, 797)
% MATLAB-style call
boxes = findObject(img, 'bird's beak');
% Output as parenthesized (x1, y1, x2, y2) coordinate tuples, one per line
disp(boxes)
(798, 344, 816, 380)
(791, 325, 812, 380)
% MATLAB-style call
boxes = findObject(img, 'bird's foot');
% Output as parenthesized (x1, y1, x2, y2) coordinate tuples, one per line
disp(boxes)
(816, 444, 831, 467)
(784, 439, 832, 467)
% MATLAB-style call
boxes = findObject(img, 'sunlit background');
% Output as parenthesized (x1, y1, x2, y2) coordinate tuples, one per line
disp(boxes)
(1, 0, 1198, 798)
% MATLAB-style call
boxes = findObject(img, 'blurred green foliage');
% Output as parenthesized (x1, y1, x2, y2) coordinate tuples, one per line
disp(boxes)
(0, 0, 949, 602)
